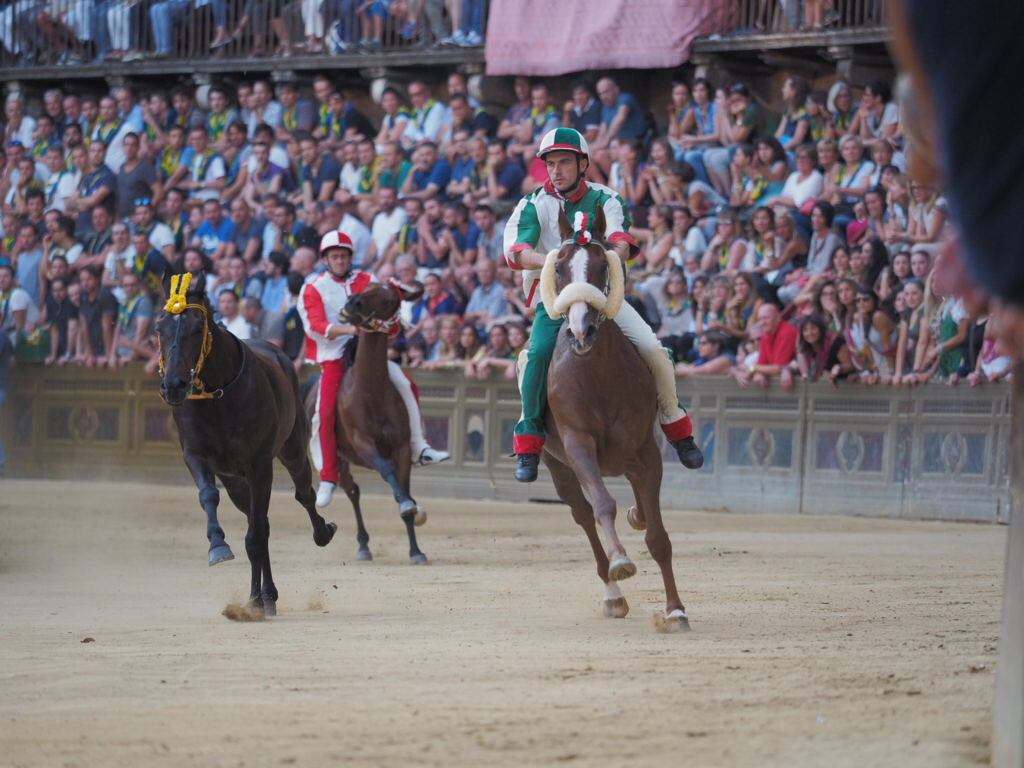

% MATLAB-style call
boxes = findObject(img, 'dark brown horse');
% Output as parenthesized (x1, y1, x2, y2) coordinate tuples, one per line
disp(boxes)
(303, 280, 429, 564)
(537, 208, 689, 630)
(156, 271, 336, 617)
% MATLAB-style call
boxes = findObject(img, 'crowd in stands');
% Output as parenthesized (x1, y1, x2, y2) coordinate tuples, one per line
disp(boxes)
(0, 0, 488, 65)
(0, 70, 1014, 392)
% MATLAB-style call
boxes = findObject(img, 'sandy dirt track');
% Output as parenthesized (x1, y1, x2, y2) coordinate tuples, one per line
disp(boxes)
(0, 479, 1007, 768)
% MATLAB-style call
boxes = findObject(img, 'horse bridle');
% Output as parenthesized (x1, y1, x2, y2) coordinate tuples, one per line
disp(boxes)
(158, 303, 246, 402)
(339, 280, 406, 334)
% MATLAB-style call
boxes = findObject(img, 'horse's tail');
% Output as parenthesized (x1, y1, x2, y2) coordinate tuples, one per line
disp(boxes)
(300, 373, 321, 405)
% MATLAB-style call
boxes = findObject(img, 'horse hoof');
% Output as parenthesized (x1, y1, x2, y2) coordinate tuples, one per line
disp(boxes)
(603, 597, 629, 618)
(608, 557, 637, 581)
(414, 509, 427, 527)
(315, 522, 337, 547)
(263, 598, 277, 617)
(654, 609, 690, 633)
(626, 506, 646, 531)
(410, 553, 429, 564)
(209, 544, 235, 566)
(357, 548, 373, 561)
(399, 499, 419, 520)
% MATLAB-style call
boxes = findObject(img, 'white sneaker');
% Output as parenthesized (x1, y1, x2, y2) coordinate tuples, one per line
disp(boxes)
(414, 447, 450, 467)
(316, 481, 335, 507)
(464, 31, 483, 45)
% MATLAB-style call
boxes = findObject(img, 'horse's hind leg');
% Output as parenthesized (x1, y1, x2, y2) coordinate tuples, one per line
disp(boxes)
(221, 474, 269, 615)
(627, 437, 689, 631)
(562, 430, 634, 582)
(336, 458, 371, 561)
(240, 466, 277, 616)
(279, 425, 337, 548)
(184, 454, 233, 566)
(544, 452, 627, 618)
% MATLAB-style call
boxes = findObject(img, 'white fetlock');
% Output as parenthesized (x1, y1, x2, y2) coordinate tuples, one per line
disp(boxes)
(315, 481, 335, 508)
(414, 446, 450, 467)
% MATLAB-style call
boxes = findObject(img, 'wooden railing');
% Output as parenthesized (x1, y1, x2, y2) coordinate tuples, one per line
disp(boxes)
(0, 0, 488, 70)
(694, 0, 889, 38)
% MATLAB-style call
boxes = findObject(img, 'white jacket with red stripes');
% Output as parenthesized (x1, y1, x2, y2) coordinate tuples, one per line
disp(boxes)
(297, 270, 375, 363)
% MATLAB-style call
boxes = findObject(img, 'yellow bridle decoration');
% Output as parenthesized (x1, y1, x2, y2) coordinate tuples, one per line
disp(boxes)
(159, 273, 218, 401)
(165, 272, 192, 313)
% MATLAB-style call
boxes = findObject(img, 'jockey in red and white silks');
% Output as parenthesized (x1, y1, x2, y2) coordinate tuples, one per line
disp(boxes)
(298, 230, 449, 507)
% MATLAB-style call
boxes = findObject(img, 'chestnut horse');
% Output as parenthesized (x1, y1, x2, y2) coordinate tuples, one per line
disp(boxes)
(537, 208, 689, 630)
(156, 271, 337, 617)
(303, 280, 429, 564)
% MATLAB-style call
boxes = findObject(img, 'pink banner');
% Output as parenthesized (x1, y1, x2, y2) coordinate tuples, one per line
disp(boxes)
(484, 0, 707, 76)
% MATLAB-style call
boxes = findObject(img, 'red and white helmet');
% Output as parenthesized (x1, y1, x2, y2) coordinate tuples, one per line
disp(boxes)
(320, 230, 354, 255)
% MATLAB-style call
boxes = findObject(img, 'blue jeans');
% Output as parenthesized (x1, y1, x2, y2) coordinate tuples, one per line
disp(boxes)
(91, 1, 111, 58)
(461, 0, 484, 35)
(150, 0, 191, 53)
(682, 148, 713, 186)
(324, 0, 357, 39)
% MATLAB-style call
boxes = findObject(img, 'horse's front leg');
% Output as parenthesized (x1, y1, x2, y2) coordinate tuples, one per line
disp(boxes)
(561, 430, 634, 582)
(543, 450, 626, 618)
(368, 452, 428, 565)
(183, 452, 234, 566)
(245, 463, 277, 616)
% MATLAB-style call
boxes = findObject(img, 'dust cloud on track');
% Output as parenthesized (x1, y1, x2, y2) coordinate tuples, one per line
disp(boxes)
(0, 480, 1003, 767)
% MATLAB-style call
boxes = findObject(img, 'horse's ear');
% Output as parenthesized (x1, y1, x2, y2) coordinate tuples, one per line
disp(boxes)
(391, 279, 424, 304)
(592, 205, 608, 243)
(190, 269, 206, 297)
(557, 206, 573, 243)
(161, 268, 172, 301)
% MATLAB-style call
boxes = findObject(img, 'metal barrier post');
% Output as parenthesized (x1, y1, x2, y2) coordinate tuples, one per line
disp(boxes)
(993, 362, 1024, 768)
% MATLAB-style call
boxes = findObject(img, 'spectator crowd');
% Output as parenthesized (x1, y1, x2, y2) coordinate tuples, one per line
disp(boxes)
(0, 71, 1014, 399)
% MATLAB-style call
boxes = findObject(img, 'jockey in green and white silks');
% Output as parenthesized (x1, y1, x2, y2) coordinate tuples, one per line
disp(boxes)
(503, 128, 704, 482)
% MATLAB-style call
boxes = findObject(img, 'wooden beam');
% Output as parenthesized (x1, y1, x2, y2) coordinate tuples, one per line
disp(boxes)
(759, 51, 831, 73)
(0, 48, 486, 83)
(692, 27, 890, 55)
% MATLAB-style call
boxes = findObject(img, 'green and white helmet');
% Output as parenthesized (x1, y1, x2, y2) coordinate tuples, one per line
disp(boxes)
(538, 127, 589, 159)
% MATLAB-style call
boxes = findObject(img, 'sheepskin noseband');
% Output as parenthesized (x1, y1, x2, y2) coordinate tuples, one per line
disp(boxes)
(540, 246, 624, 320)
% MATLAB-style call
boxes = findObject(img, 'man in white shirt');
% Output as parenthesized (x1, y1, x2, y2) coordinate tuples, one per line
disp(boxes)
(336, 140, 361, 198)
(4, 98, 36, 149)
(0, 258, 39, 343)
(133, 199, 176, 263)
(245, 81, 284, 137)
(367, 185, 407, 272)
(337, 206, 372, 269)
(242, 123, 291, 173)
(217, 288, 251, 339)
(43, 146, 78, 212)
(402, 81, 450, 146)
(185, 127, 226, 203)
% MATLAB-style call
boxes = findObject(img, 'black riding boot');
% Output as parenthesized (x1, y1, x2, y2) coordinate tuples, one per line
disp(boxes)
(672, 436, 704, 470)
(515, 453, 540, 482)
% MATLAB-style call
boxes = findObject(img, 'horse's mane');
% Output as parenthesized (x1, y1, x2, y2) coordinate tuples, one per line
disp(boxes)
(343, 336, 359, 367)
